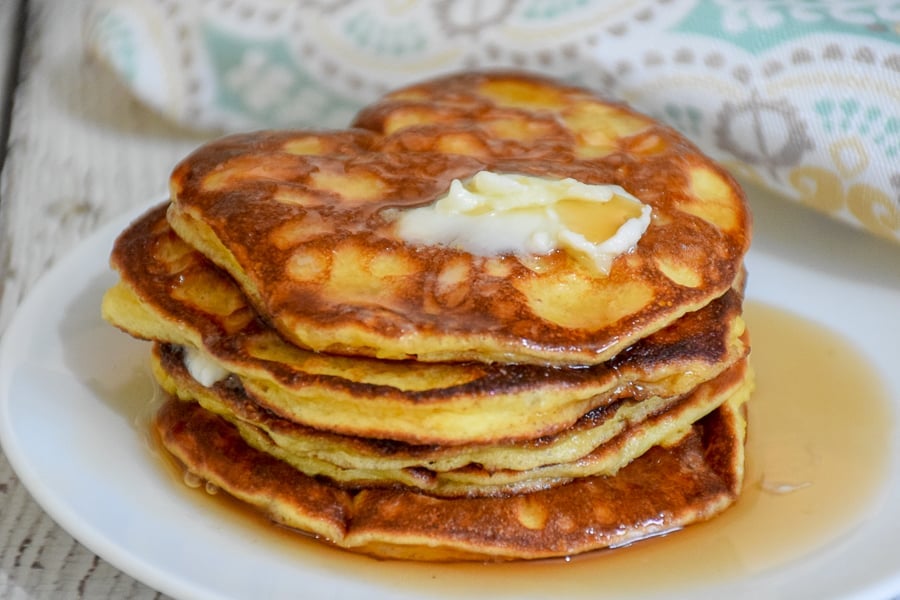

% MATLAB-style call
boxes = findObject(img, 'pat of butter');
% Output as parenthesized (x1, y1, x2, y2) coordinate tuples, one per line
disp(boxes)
(183, 346, 229, 387)
(396, 171, 651, 274)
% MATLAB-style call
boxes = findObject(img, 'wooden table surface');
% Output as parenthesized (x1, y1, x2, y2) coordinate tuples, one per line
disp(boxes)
(1, 2, 899, 599)
(0, 1, 208, 597)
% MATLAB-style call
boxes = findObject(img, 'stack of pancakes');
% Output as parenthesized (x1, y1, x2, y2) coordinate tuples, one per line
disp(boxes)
(102, 71, 753, 561)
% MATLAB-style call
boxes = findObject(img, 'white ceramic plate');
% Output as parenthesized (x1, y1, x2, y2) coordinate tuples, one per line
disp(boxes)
(2, 187, 899, 600)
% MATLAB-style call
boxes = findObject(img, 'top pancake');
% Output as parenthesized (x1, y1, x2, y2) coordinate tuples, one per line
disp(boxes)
(167, 71, 750, 365)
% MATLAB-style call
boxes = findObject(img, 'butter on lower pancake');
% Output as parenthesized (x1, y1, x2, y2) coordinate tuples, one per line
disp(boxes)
(166, 71, 750, 366)
(103, 204, 748, 445)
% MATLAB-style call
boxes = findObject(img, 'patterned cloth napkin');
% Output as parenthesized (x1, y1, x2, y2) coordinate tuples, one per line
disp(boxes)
(87, 0, 900, 246)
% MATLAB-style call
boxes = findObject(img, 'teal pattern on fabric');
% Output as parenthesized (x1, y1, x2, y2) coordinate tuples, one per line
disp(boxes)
(814, 97, 900, 156)
(343, 9, 427, 57)
(92, 11, 138, 83)
(674, 1, 900, 53)
(522, 0, 592, 20)
(202, 24, 359, 128)
(664, 103, 705, 137)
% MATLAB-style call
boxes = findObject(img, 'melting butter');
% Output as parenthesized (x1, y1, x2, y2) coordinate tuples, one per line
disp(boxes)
(182, 346, 229, 387)
(396, 171, 651, 274)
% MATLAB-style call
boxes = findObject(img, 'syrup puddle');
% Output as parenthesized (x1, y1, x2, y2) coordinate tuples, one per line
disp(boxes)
(144, 302, 894, 598)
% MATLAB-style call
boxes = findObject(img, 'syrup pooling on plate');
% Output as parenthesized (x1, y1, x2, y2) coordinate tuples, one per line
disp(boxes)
(147, 303, 892, 597)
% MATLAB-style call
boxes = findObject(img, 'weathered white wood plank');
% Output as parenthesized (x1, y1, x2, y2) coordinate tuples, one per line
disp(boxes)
(0, 0, 23, 161)
(0, 1, 207, 597)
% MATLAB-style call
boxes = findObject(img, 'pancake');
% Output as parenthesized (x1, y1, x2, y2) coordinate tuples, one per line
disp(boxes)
(154, 388, 748, 561)
(103, 203, 748, 444)
(152, 341, 751, 496)
(166, 71, 751, 365)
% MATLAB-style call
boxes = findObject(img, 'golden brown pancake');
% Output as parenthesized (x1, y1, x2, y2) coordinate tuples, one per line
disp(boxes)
(152, 341, 751, 496)
(104, 203, 748, 444)
(166, 71, 751, 365)
(155, 388, 747, 561)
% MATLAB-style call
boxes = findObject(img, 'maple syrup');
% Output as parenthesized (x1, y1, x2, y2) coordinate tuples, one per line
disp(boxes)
(147, 301, 894, 596)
